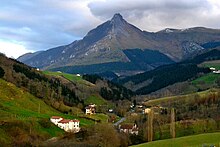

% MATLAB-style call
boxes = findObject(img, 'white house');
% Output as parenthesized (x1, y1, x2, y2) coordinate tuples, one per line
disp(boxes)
(213, 70, 220, 74)
(210, 67, 216, 71)
(68, 119, 80, 132)
(50, 116, 63, 125)
(50, 116, 80, 133)
(85, 104, 96, 115)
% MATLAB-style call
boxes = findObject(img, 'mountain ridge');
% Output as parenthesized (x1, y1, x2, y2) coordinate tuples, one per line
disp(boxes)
(18, 13, 220, 74)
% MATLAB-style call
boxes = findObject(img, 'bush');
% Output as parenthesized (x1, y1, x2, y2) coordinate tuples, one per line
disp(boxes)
(0, 66, 5, 78)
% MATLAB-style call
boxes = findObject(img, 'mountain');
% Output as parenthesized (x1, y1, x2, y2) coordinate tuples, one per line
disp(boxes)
(17, 51, 43, 62)
(18, 14, 220, 75)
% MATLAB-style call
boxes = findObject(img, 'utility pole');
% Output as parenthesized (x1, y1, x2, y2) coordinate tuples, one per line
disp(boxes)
(147, 110, 154, 142)
(170, 108, 176, 138)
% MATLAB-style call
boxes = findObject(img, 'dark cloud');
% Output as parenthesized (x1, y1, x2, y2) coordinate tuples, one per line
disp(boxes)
(88, 0, 219, 31)
(0, 0, 220, 58)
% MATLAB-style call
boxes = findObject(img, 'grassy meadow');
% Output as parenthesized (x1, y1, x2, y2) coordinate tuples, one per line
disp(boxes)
(0, 79, 95, 145)
(132, 132, 220, 147)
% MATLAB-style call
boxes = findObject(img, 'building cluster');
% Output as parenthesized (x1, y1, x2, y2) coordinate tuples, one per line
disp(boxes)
(119, 123, 139, 135)
(50, 116, 80, 133)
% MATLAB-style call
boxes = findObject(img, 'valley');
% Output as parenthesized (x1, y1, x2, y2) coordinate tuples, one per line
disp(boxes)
(1, 10, 220, 147)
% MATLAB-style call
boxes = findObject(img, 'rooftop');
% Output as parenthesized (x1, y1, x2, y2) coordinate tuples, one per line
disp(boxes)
(51, 116, 63, 119)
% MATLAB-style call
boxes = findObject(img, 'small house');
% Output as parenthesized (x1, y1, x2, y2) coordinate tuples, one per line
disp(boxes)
(213, 70, 220, 74)
(210, 67, 216, 71)
(85, 104, 96, 115)
(108, 109, 113, 113)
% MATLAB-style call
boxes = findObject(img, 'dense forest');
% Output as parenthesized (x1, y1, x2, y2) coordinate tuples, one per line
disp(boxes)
(115, 63, 210, 94)
(12, 62, 80, 107)
(115, 49, 220, 95)
(82, 74, 134, 100)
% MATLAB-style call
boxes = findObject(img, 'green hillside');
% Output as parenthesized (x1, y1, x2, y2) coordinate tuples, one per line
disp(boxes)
(193, 73, 219, 84)
(201, 60, 220, 69)
(132, 132, 220, 147)
(145, 89, 212, 106)
(43, 71, 93, 86)
(191, 60, 220, 90)
(0, 79, 94, 146)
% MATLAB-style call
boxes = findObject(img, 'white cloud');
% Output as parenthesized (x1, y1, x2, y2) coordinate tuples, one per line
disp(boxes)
(0, 40, 33, 58)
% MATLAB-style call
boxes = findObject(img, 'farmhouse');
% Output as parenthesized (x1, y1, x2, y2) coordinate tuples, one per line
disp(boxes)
(85, 104, 96, 115)
(119, 123, 138, 135)
(50, 116, 80, 133)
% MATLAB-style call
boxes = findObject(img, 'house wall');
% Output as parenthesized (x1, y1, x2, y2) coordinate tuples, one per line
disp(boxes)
(50, 118, 63, 125)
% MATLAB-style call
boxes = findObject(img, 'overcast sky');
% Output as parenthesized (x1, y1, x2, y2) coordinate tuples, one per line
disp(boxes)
(0, 0, 220, 58)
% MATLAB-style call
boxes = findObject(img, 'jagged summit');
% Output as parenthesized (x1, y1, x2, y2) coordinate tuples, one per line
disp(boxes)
(111, 13, 123, 21)
(110, 13, 127, 26)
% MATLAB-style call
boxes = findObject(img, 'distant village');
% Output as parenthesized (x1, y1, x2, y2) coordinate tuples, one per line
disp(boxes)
(50, 102, 170, 136)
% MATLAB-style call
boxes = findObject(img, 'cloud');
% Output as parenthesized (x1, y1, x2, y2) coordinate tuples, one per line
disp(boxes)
(0, 0, 220, 58)
(0, 0, 101, 57)
(0, 39, 33, 58)
(88, 0, 220, 31)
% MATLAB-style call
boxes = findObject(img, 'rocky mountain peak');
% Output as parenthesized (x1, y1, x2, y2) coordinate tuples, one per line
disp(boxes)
(111, 13, 123, 20)
(110, 13, 127, 26)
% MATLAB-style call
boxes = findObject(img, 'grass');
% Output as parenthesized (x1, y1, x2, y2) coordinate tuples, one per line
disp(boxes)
(192, 73, 219, 85)
(132, 132, 220, 147)
(84, 95, 107, 106)
(43, 71, 82, 81)
(43, 71, 93, 86)
(89, 113, 109, 123)
(201, 60, 220, 70)
(0, 78, 95, 144)
(192, 60, 220, 89)
(144, 89, 216, 106)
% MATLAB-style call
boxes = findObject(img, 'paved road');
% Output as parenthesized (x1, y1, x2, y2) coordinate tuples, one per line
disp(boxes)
(114, 117, 126, 126)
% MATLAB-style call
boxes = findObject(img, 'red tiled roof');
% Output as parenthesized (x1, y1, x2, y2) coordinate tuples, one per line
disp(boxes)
(58, 119, 80, 123)
(58, 119, 70, 123)
(70, 119, 80, 122)
(51, 116, 63, 119)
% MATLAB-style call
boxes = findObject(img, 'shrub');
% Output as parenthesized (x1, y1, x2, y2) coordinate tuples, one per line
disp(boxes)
(0, 66, 5, 78)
